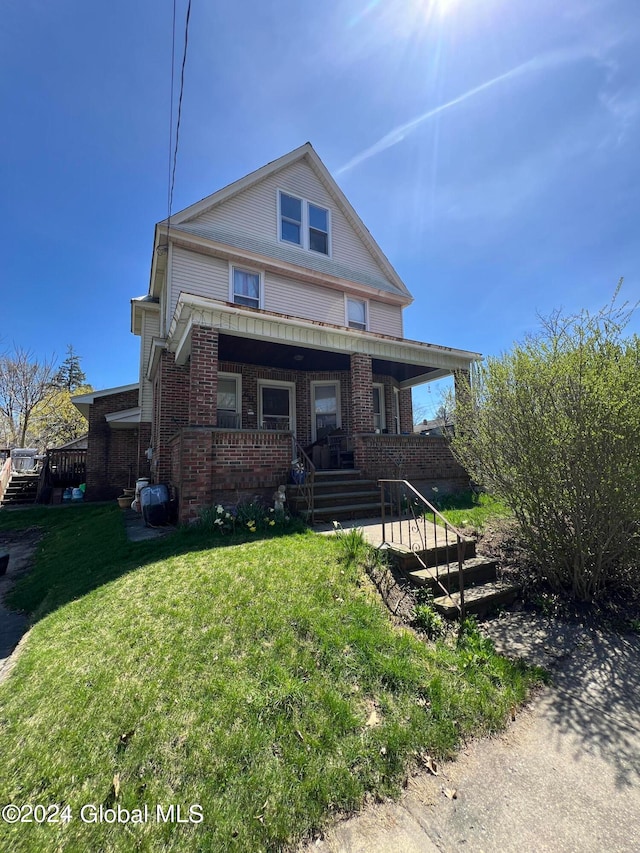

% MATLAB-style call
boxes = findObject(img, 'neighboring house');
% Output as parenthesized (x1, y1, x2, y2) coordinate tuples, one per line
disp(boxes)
(74, 143, 478, 522)
(413, 418, 455, 437)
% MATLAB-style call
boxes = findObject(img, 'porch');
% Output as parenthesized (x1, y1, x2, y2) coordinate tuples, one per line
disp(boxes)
(152, 298, 478, 522)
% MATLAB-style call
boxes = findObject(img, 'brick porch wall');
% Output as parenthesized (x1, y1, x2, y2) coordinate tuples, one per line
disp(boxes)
(353, 434, 469, 490)
(171, 428, 292, 524)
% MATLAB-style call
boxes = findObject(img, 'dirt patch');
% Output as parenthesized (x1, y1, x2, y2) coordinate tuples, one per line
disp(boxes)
(0, 527, 42, 684)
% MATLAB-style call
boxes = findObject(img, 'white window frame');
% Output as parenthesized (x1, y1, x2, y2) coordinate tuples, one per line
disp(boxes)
(393, 387, 401, 434)
(372, 383, 385, 433)
(257, 379, 297, 434)
(217, 372, 242, 429)
(345, 295, 368, 331)
(229, 264, 264, 309)
(310, 380, 342, 442)
(277, 189, 331, 257)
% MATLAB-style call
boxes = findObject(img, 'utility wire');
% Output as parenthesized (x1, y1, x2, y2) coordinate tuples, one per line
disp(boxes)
(167, 0, 193, 238)
(166, 0, 177, 228)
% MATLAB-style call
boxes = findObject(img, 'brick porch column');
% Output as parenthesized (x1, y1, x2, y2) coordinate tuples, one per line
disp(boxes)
(153, 350, 190, 483)
(399, 388, 413, 434)
(351, 353, 374, 433)
(189, 325, 219, 426)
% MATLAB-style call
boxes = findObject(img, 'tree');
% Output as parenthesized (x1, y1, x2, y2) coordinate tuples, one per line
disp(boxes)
(0, 347, 56, 448)
(29, 385, 93, 449)
(450, 288, 640, 602)
(52, 344, 87, 392)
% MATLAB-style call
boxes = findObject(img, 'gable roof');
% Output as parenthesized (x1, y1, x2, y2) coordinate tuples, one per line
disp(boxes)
(159, 143, 411, 299)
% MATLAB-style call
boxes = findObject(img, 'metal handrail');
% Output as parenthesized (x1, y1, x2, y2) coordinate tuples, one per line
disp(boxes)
(373, 441, 404, 479)
(291, 436, 316, 524)
(378, 479, 466, 618)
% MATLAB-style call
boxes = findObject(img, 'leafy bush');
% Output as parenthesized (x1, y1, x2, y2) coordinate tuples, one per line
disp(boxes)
(451, 287, 640, 602)
(413, 603, 445, 639)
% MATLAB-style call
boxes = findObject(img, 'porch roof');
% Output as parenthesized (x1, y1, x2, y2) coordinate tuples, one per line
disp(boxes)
(166, 295, 480, 389)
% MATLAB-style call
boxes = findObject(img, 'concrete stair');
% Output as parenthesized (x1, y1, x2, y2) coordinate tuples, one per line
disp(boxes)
(289, 470, 387, 522)
(1, 473, 39, 507)
(385, 535, 521, 619)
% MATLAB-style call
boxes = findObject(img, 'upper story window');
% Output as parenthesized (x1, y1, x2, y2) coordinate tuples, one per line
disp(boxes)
(278, 191, 330, 255)
(346, 297, 367, 331)
(280, 193, 302, 245)
(231, 266, 262, 309)
(308, 204, 328, 254)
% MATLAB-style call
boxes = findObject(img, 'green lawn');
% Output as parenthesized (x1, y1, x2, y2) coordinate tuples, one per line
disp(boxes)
(436, 491, 511, 532)
(0, 505, 540, 852)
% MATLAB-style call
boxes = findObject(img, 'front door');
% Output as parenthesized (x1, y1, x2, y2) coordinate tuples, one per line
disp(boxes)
(259, 382, 295, 432)
(311, 382, 341, 442)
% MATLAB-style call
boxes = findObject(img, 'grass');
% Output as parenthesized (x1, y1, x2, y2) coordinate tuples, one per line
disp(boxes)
(0, 505, 541, 852)
(434, 491, 511, 532)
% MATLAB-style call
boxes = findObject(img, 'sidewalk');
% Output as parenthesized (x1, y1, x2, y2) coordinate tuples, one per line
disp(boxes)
(306, 614, 640, 853)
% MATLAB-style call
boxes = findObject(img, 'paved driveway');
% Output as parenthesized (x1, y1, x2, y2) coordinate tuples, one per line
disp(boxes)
(307, 614, 640, 853)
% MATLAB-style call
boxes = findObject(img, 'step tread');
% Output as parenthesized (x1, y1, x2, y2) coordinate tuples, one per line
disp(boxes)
(303, 501, 385, 517)
(433, 580, 522, 616)
(292, 489, 381, 502)
(407, 556, 497, 584)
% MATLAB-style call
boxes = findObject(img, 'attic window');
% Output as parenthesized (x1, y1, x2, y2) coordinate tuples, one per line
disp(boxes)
(278, 191, 330, 255)
(280, 193, 302, 245)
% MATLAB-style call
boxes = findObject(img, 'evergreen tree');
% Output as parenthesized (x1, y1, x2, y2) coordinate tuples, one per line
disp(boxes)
(53, 345, 87, 392)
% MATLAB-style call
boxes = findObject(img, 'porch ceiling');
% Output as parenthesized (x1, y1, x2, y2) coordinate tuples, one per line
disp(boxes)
(218, 334, 438, 383)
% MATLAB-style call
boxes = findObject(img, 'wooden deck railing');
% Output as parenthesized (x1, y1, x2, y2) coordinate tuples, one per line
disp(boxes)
(0, 456, 11, 504)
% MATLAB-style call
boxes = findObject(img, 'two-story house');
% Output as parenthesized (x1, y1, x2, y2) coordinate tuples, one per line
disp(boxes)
(74, 144, 477, 522)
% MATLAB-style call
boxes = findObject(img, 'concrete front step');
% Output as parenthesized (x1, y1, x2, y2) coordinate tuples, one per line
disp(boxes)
(291, 489, 383, 509)
(387, 539, 477, 572)
(433, 580, 522, 619)
(302, 501, 388, 522)
(406, 556, 497, 593)
(312, 480, 378, 494)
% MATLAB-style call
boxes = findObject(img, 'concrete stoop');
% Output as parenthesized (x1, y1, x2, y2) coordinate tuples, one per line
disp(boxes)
(385, 538, 521, 618)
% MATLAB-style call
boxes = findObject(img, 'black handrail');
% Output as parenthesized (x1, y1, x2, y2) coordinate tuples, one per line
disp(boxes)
(378, 479, 466, 618)
(291, 437, 316, 524)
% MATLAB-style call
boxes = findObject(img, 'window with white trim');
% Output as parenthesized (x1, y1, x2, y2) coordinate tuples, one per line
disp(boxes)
(278, 191, 330, 255)
(231, 266, 261, 309)
(217, 373, 242, 429)
(372, 384, 385, 432)
(347, 297, 367, 331)
(308, 204, 328, 254)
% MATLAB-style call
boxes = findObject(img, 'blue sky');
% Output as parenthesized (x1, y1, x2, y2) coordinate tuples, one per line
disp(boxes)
(2, 0, 639, 418)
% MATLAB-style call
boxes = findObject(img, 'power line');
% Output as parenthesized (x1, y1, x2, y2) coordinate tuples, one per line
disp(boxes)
(166, 0, 193, 237)
(166, 0, 177, 226)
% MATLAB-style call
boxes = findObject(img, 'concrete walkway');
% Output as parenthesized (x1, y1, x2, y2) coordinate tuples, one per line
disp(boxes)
(0, 530, 41, 685)
(306, 613, 640, 853)
(314, 516, 465, 551)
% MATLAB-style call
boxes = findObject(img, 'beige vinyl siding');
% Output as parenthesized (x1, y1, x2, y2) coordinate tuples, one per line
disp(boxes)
(183, 159, 394, 286)
(265, 272, 345, 326)
(140, 310, 160, 420)
(369, 300, 403, 337)
(170, 246, 228, 319)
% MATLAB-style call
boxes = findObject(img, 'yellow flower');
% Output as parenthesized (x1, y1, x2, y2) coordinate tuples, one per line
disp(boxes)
(269, 520, 275, 526)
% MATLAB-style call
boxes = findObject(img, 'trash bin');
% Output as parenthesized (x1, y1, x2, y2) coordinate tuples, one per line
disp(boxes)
(139, 484, 170, 527)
